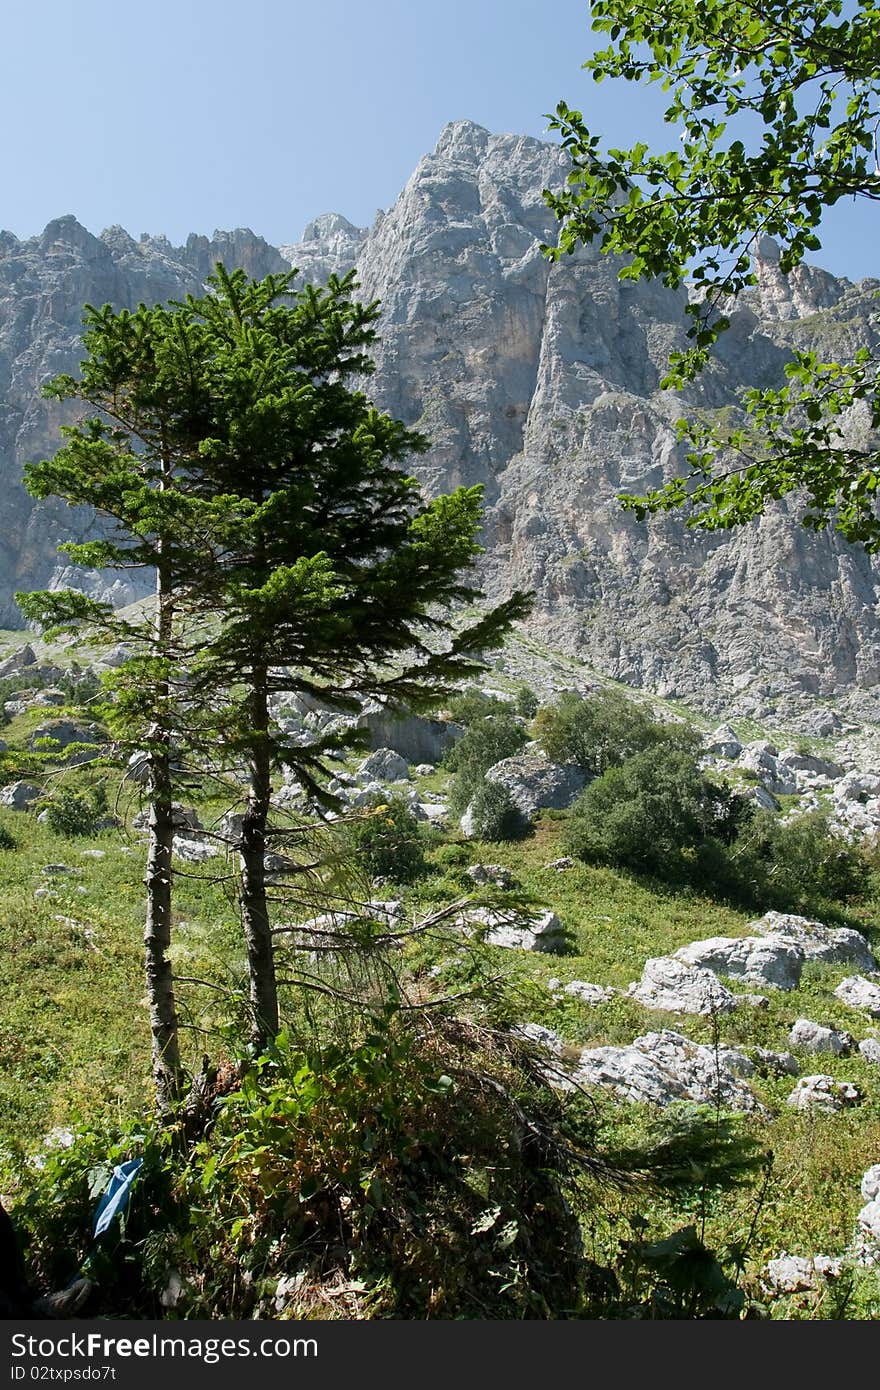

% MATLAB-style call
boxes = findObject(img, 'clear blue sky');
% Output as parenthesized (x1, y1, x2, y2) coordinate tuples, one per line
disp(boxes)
(0, 0, 874, 281)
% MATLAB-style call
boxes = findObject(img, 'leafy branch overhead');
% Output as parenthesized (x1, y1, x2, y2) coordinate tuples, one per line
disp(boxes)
(544, 0, 880, 546)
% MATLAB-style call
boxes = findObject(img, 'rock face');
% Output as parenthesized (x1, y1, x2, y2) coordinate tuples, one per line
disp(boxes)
(3, 123, 880, 723)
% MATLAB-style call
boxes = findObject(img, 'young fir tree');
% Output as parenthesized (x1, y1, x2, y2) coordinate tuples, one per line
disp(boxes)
(19, 265, 531, 1066)
(177, 266, 530, 1050)
(16, 299, 233, 1113)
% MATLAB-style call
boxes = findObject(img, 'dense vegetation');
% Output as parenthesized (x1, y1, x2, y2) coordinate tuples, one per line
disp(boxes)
(2, 646, 880, 1320)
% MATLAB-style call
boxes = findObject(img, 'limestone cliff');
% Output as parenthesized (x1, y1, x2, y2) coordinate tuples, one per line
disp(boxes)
(2, 122, 879, 727)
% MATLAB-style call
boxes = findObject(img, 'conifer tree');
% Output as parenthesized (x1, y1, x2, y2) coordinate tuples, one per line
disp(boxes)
(19, 265, 531, 1067)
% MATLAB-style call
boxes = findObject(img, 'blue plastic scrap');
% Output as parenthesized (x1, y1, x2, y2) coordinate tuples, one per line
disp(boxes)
(93, 1158, 144, 1238)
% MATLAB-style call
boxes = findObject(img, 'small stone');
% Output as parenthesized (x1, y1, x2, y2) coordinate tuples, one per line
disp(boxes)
(563, 980, 616, 1006)
(858, 1038, 880, 1065)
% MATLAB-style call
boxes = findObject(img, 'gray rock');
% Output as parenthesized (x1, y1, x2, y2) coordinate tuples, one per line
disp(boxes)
(862, 1165, 880, 1203)
(753, 1048, 800, 1077)
(856, 1198, 880, 1252)
(777, 749, 843, 779)
(787, 1018, 855, 1056)
(574, 1030, 759, 1110)
(858, 1038, 880, 1065)
(132, 804, 203, 834)
(544, 856, 574, 871)
(834, 975, 880, 1018)
(359, 709, 462, 765)
(627, 956, 738, 1015)
(465, 863, 514, 889)
(172, 836, 219, 863)
(762, 1254, 844, 1294)
(0, 644, 37, 677)
(704, 724, 743, 759)
(356, 747, 409, 783)
(786, 1075, 862, 1111)
(458, 906, 565, 953)
(749, 911, 876, 972)
(674, 934, 804, 991)
(484, 751, 586, 818)
(512, 1022, 565, 1054)
(0, 780, 42, 810)
(28, 720, 106, 753)
(563, 980, 616, 1005)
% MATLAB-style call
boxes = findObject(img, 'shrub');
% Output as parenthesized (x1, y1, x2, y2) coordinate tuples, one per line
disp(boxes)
(535, 688, 700, 776)
(464, 780, 527, 842)
(513, 684, 539, 719)
(565, 747, 747, 882)
(44, 786, 108, 839)
(731, 808, 870, 909)
(0, 822, 16, 850)
(445, 711, 528, 816)
(445, 689, 511, 726)
(342, 794, 428, 883)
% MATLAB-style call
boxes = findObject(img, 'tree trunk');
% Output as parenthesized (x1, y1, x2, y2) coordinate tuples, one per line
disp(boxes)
(144, 740, 182, 1113)
(143, 529, 182, 1116)
(239, 671, 279, 1052)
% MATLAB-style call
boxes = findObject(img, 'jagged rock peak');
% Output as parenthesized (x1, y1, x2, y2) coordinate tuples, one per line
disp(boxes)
(301, 212, 363, 243)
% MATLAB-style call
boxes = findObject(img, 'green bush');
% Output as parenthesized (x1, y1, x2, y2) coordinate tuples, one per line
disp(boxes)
(731, 808, 870, 910)
(44, 785, 108, 839)
(464, 780, 527, 842)
(0, 822, 16, 849)
(513, 684, 539, 719)
(342, 794, 428, 883)
(565, 747, 748, 882)
(535, 688, 700, 776)
(445, 711, 528, 816)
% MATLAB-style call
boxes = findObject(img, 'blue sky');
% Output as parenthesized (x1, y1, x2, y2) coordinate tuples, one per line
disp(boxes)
(0, 0, 875, 281)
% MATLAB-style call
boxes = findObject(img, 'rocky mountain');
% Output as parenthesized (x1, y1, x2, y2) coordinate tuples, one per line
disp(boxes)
(2, 119, 879, 729)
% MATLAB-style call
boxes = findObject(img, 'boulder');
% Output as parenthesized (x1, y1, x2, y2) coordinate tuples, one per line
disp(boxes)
(748, 911, 876, 972)
(574, 1030, 759, 1110)
(834, 975, 880, 1018)
(861, 1165, 880, 1203)
(359, 708, 463, 764)
(752, 1048, 800, 1077)
(465, 863, 514, 889)
(28, 720, 106, 757)
(172, 837, 219, 863)
(458, 906, 565, 953)
(786, 1075, 862, 1112)
(787, 1018, 855, 1056)
(0, 644, 37, 677)
(133, 804, 203, 834)
(356, 747, 409, 783)
(484, 751, 586, 819)
(762, 1254, 844, 1295)
(704, 724, 743, 759)
(858, 1039, 880, 1065)
(777, 749, 843, 779)
(627, 957, 738, 1015)
(674, 935, 804, 991)
(562, 980, 616, 1006)
(856, 1198, 880, 1253)
(0, 781, 42, 810)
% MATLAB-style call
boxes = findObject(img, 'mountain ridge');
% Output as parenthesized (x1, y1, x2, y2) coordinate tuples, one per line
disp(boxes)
(1, 119, 879, 731)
